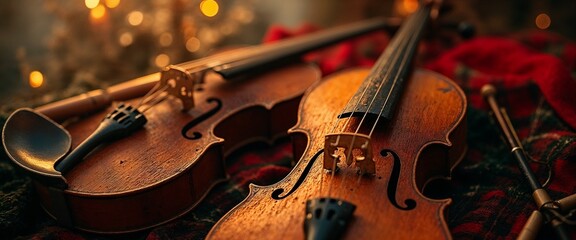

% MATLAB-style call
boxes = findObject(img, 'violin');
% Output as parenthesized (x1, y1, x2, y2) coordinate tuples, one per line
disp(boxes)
(2, 19, 398, 233)
(207, 2, 466, 239)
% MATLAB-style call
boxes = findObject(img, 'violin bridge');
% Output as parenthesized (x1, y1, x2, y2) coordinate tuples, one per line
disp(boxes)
(324, 133, 375, 175)
(159, 65, 203, 111)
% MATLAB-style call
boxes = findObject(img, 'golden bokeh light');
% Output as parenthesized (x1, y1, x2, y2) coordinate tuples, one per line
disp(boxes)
(90, 4, 106, 19)
(396, 0, 418, 16)
(159, 32, 173, 47)
(183, 26, 196, 38)
(85, 0, 100, 9)
(535, 13, 551, 30)
(128, 11, 144, 26)
(104, 0, 120, 8)
(119, 32, 133, 46)
(199, 28, 219, 44)
(220, 23, 234, 35)
(200, 0, 219, 17)
(29, 71, 44, 88)
(231, 6, 254, 24)
(185, 37, 201, 52)
(155, 54, 170, 67)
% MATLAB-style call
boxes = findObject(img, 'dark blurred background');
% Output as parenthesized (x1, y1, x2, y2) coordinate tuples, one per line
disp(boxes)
(0, 0, 575, 112)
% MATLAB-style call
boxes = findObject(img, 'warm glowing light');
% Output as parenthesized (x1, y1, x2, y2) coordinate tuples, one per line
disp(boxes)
(155, 9, 170, 23)
(535, 13, 551, 30)
(232, 6, 254, 23)
(155, 54, 170, 67)
(199, 28, 219, 44)
(200, 0, 219, 17)
(119, 32, 133, 46)
(128, 11, 144, 26)
(85, 0, 100, 9)
(90, 4, 106, 19)
(185, 37, 201, 52)
(29, 71, 44, 88)
(396, 0, 418, 16)
(104, 0, 120, 8)
(220, 23, 234, 35)
(159, 32, 173, 47)
(183, 26, 196, 38)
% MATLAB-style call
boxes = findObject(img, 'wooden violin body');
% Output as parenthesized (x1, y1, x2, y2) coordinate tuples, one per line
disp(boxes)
(34, 64, 320, 233)
(207, 67, 466, 239)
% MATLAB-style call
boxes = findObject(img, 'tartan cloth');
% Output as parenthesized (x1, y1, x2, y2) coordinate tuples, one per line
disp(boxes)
(1, 26, 575, 239)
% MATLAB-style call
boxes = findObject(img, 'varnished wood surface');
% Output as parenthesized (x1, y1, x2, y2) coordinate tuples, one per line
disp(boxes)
(207, 68, 467, 239)
(35, 64, 321, 233)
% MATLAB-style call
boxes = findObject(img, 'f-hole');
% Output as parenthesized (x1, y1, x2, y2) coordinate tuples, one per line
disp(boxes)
(181, 98, 222, 140)
(271, 150, 323, 200)
(382, 149, 416, 211)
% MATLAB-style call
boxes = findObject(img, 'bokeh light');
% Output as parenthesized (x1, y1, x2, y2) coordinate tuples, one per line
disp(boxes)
(159, 32, 173, 47)
(29, 71, 44, 88)
(396, 0, 418, 16)
(535, 13, 551, 29)
(104, 0, 120, 8)
(155, 54, 170, 67)
(90, 4, 106, 19)
(119, 32, 133, 46)
(85, 0, 100, 9)
(185, 37, 201, 52)
(200, 0, 219, 17)
(128, 11, 144, 26)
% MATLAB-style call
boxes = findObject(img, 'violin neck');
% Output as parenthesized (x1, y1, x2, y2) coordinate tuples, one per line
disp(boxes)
(175, 18, 392, 79)
(340, 5, 432, 119)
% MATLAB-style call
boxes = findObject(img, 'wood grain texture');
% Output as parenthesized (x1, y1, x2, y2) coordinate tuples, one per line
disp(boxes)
(34, 64, 321, 233)
(207, 68, 467, 239)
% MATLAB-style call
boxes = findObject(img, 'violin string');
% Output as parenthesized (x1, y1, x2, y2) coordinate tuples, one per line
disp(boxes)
(135, 83, 170, 113)
(368, 9, 427, 138)
(337, 10, 421, 194)
(335, 6, 426, 201)
(328, 48, 391, 134)
(342, 7, 426, 198)
(326, 154, 337, 196)
(324, 7, 423, 198)
(357, 6, 423, 136)
(326, 20, 405, 136)
(324, 50, 390, 197)
(319, 159, 324, 195)
(348, 7, 422, 159)
(324, 52, 388, 197)
(135, 83, 161, 108)
(138, 92, 169, 113)
(324, 40, 394, 197)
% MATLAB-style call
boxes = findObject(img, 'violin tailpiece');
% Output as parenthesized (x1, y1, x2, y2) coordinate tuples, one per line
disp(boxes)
(324, 133, 375, 175)
(304, 197, 356, 240)
(54, 103, 147, 173)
